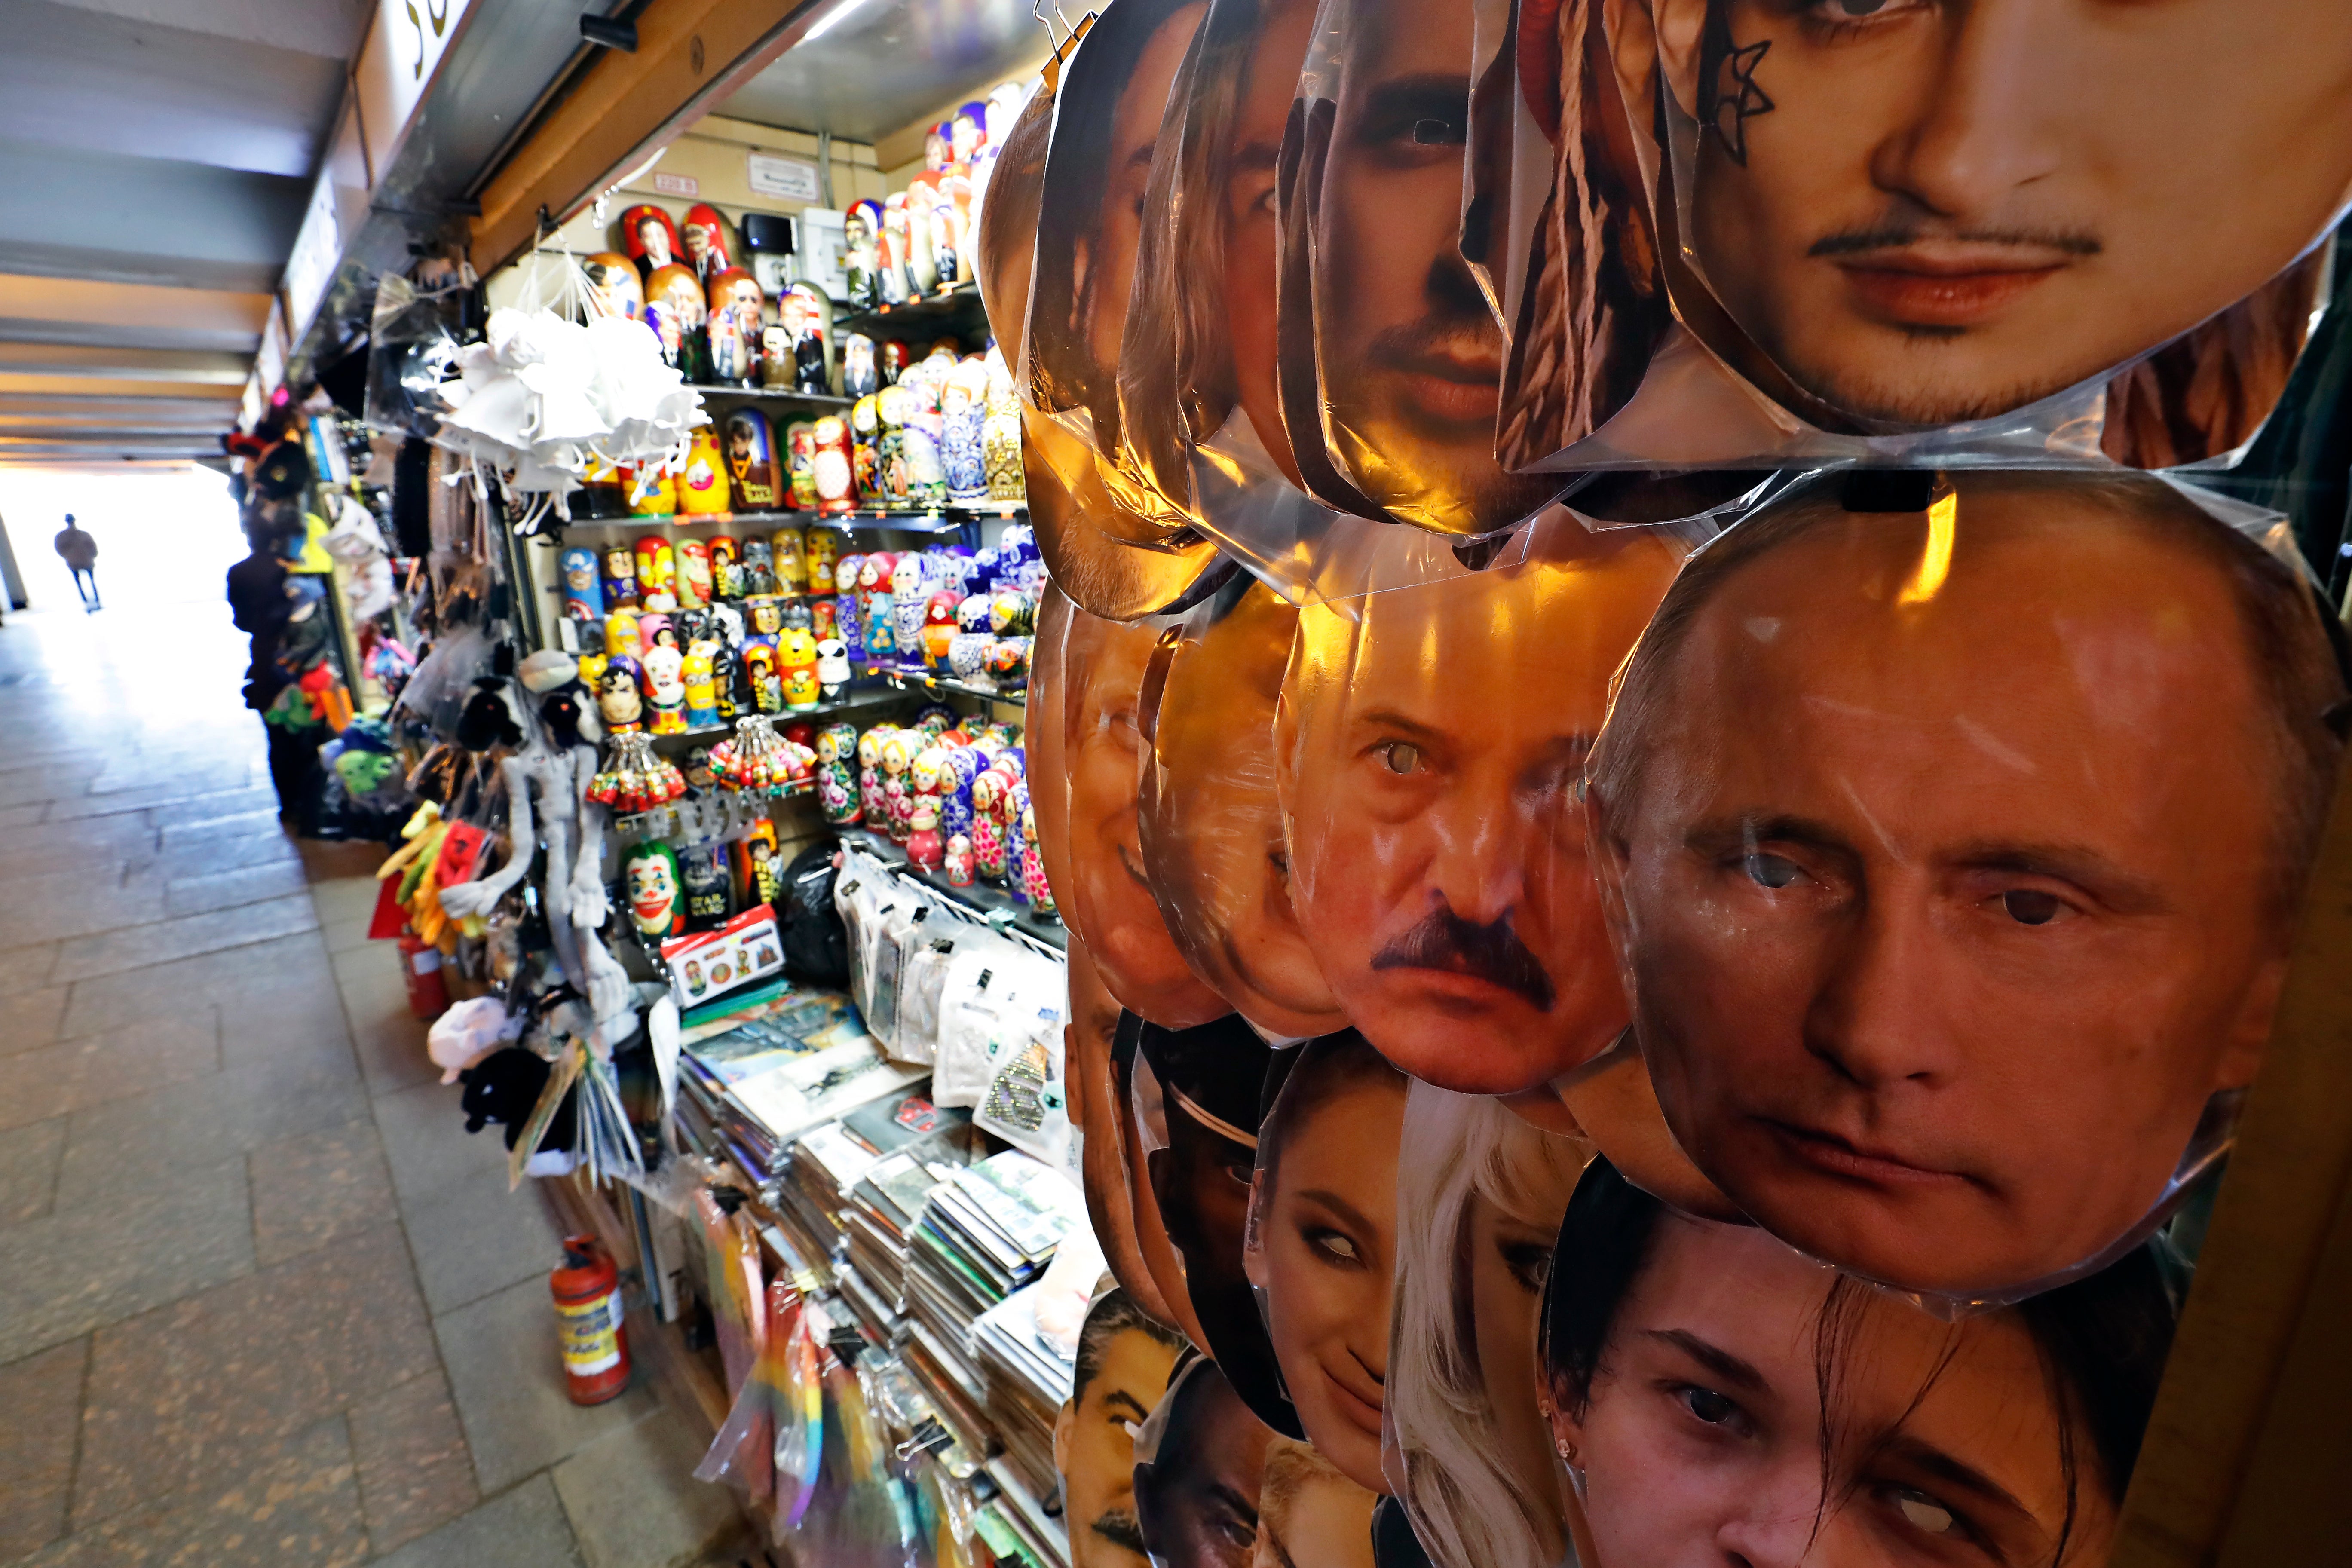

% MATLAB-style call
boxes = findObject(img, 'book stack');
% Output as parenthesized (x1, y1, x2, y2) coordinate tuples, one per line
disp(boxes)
(680, 993, 928, 1177)
(972, 1283, 1080, 1505)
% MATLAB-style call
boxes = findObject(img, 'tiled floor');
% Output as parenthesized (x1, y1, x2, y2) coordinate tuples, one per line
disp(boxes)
(0, 589, 750, 1567)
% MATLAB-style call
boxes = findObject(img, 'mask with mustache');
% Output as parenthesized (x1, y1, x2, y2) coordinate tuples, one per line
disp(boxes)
(1370, 902, 1557, 1011)
(1094, 1508, 1151, 1553)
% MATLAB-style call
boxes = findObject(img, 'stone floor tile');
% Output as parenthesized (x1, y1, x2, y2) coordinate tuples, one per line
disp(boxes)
(50, 1057, 366, 1212)
(155, 809, 289, 851)
(350, 1372, 480, 1556)
(0, 1115, 68, 1225)
(73, 1224, 436, 1528)
(0, 812, 150, 864)
(374, 1079, 513, 1207)
(404, 1173, 566, 1315)
(44, 777, 252, 824)
(0, 867, 166, 952)
(322, 912, 376, 955)
(124, 830, 302, 885)
(57, 930, 330, 1036)
(0, 946, 62, 1003)
(0, 1159, 253, 1364)
(435, 1277, 659, 1494)
(0, 800, 50, 831)
(0, 985, 70, 1057)
(309, 869, 389, 926)
(551, 1407, 750, 1568)
(371, 1474, 585, 1568)
(24, 1416, 368, 1568)
(334, 946, 438, 1093)
(248, 1117, 396, 1266)
(48, 893, 318, 985)
(163, 858, 312, 918)
(136, 784, 280, 826)
(220, 979, 356, 1073)
(0, 1008, 221, 1133)
(0, 1337, 87, 1562)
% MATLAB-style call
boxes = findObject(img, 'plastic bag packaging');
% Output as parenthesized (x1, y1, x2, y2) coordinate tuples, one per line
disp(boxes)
(1138, 576, 1346, 1038)
(1536, 1158, 2184, 1568)
(1272, 510, 1687, 1096)
(893, 931, 964, 1066)
(1383, 1082, 1589, 1568)
(1273, 0, 1566, 539)
(934, 936, 1065, 1108)
(1495, 0, 2350, 476)
(696, 1274, 794, 1505)
(1243, 1029, 1407, 1495)
(365, 273, 473, 440)
(974, 986, 1072, 1168)
(392, 625, 499, 740)
(1577, 468, 2345, 1306)
(693, 1187, 768, 1396)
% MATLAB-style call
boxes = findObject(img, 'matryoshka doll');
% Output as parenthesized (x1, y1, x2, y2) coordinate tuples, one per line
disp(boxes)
(920, 589, 960, 672)
(903, 387, 947, 508)
(850, 395, 884, 504)
(634, 536, 677, 609)
(705, 267, 764, 385)
(622, 841, 686, 940)
(583, 251, 644, 321)
(879, 730, 919, 844)
(878, 194, 912, 304)
(642, 263, 707, 374)
(722, 410, 780, 511)
(601, 543, 640, 609)
(843, 199, 883, 309)
(859, 553, 899, 660)
(891, 554, 933, 655)
(625, 459, 677, 518)
(815, 636, 851, 698)
(942, 356, 989, 503)
(983, 347, 1024, 504)
(811, 417, 855, 514)
(640, 645, 688, 734)
(815, 723, 861, 826)
(674, 539, 712, 608)
(880, 340, 910, 387)
(681, 203, 735, 282)
(842, 334, 879, 400)
(785, 422, 819, 511)
(810, 597, 839, 643)
(968, 766, 1008, 882)
(874, 385, 911, 505)
(744, 594, 783, 644)
(740, 538, 775, 595)
(1018, 794, 1053, 915)
(678, 427, 731, 516)
(619, 203, 682, 279)
(637, 610, 677, 656)
(804, 527, 840, 595)
(940, 745, 982, 836)
(559, 547, 604, 623)
(708, 535, 741, 599)
(577, 453, 629, 519)
(903, 176, 940, 294)
(786, 283, 830, 395)
(778, 628, 821, 712)
(681, 648, 718, 726)
(680, 839, 733, 929)
(743, 640, 782, 714)
(910, 744, 949, 840)
(833, 553, 867, 658)
(930, 178, 969, 290)
(857, 724, 895, 825)
(733, 817, 783, 910)
(598, 656, 646, 733)
(604, 606, 643, 660)
(906, 798, 944, 873)
(943, 833, 974, 888)
(770, 526, 808, 596)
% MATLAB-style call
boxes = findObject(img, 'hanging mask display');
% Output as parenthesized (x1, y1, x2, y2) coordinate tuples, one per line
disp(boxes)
(1583, 470, 2343, 1303)
(1492, 0, 2352, 477)
(622, 839, 686, 940)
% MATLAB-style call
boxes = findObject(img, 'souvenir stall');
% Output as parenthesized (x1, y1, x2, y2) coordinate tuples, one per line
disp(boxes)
(355, 0, 2352, 1561)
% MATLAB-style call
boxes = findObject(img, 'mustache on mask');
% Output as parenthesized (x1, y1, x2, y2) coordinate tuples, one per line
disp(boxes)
(1369, 902, 1556, 1010)
(1094, 1509, 1149, 1553)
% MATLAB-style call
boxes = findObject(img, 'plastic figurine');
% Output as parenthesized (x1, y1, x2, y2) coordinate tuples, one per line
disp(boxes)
(778, 628, 821, 711)
(641, 645, 688, 734)
(598, 656, 646, 733)
(622, 840, 686, 940)
(681, 648, 718, 726)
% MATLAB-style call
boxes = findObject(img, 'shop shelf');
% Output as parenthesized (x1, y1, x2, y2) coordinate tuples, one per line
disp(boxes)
(836, 282, 992, 345)
(861, 663, 1027, 705)
(840, 827, 1066, 952)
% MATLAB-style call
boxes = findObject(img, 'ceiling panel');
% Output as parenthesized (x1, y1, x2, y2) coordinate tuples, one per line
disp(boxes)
(0, 1, 348, 177)
(714, 0, 1048, 144)
(37, 0, 372, 62)
(0, 138, 307, 293)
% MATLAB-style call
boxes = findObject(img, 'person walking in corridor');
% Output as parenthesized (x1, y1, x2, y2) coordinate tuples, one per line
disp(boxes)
(53, 514, 99, 610)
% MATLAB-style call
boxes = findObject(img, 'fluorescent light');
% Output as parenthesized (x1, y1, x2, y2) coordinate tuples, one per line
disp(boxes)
(805, 0, 878, 41)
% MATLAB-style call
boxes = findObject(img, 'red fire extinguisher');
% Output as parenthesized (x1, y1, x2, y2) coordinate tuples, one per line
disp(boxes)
(398, 931, 448, 1021)
(551, 1235, 631, 1405)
